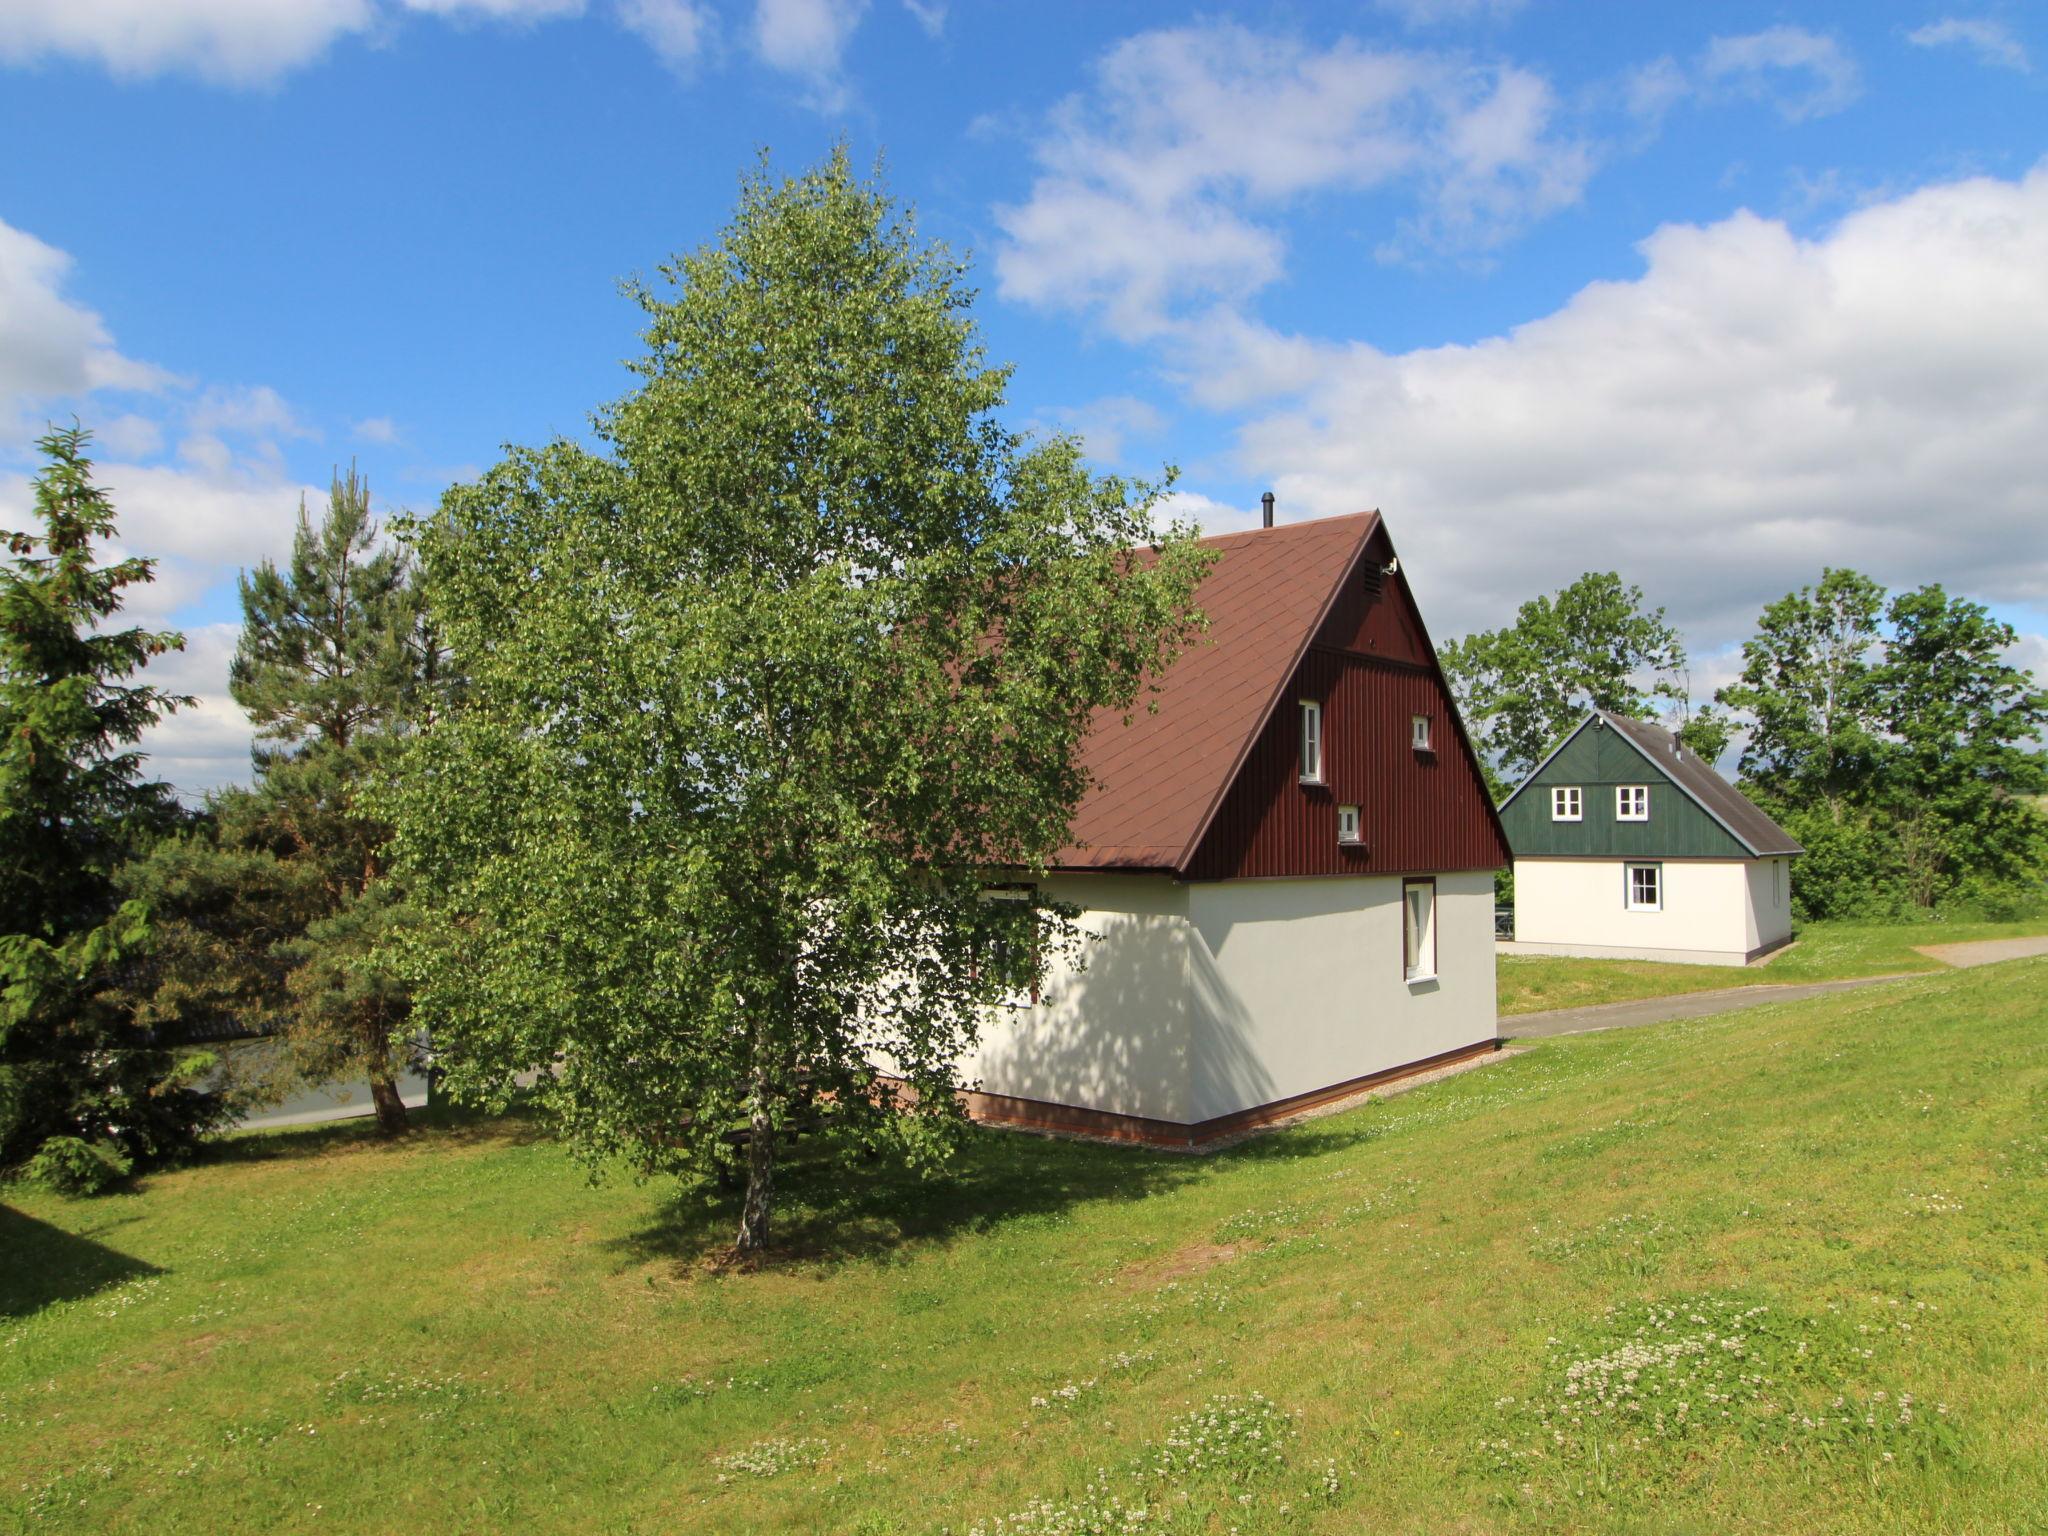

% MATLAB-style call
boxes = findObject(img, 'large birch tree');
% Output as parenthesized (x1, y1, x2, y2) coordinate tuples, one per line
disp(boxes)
(386, 151, 1210, 1255)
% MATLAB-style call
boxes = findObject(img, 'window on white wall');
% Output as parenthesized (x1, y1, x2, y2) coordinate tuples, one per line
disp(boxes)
(1337, 804, 1361, 844)
(1403, 878, 1437, 982)
(1411, 714, 1431, 751)
(1616, 785, 1649, 821)
(1773, 860, 1784, 907)
(1299, 700, 1323, 782)
(1551, 786, 1582, 821)
(1625, 863, 1662, 911)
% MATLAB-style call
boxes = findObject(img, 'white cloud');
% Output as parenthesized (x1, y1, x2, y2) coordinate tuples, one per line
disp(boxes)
(0, 0, 607, 86)
(1907, 17, 2031, 72)
(1031, 394, 1169, 466)
(616, 0, 712, 70)
(0, 216, 172, 431)
(899, 0, 943, 38)
(1372, 0, 1525, 27)
(188, 384, 317, 441)
(97, 413, 165, 459)
(995, 25, 1596, 342)
(1700, 26, 1861, 122)
(353, 415, 401, 445)
(131, 623, 257, 798)
(103, 446, 312, 574)
(752, 0, 867, 108)
(0, 0, 377, 86)
(399, 0, 582, 16)
(1199, 165, 2048, 658)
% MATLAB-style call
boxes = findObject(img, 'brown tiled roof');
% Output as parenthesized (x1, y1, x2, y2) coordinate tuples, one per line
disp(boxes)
(1056, 511, 1380, 872)
(1601, 712, 1806, 857)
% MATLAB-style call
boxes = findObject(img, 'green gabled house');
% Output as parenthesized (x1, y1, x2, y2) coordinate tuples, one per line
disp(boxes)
(1497, 710, 1803, 967)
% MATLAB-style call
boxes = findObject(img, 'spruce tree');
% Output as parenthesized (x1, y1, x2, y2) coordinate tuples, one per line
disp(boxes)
(0, 424, 218, 1171)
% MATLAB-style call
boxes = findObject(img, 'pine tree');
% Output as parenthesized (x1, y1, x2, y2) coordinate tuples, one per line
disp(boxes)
(231, 466, 434, 1133)
(0, 424, 220, 1171)
(116, 466, 442, 1135)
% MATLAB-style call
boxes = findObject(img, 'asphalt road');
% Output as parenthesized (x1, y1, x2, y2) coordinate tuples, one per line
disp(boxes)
(1502, 974, 1917, 1039)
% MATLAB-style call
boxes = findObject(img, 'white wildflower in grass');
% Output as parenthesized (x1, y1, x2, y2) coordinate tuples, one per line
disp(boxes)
(1478, 1291, 1962, 1492)
(323, 1369, 498, 1422)
(1151, 1393, 1298, 1483)
(1904, 1190, 1963, 1215)
(973, 1391, 1311, 1531)
(711, 1436, 828, 1481)
(1213, 1204, 1308, 1243)
(1030, 1377, 1099, 1411)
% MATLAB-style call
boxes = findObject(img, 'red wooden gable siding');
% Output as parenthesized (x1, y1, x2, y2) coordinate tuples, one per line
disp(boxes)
(1185, 530, 1507, 881)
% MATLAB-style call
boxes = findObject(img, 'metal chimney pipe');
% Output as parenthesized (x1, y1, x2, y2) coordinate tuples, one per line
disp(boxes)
(1261, 490, 1275, 528)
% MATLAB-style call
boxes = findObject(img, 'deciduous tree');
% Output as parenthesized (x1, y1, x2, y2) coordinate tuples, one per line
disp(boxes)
(1440, 571, 1688, 781)
(385, 151, 1211, 1255)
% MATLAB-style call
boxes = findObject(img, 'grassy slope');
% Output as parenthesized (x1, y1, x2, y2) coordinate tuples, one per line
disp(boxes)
(1498, 915, 2048, 1016)
(3, 959, 2045, 1534)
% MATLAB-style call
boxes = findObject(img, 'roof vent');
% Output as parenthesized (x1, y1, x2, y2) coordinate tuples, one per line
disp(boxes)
(1260, 490, 1275, 529)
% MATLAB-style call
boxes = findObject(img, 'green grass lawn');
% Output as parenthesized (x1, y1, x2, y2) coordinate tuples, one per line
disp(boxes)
(1498, 914, 2048, 1016)
(5, 957, 2047, 1534)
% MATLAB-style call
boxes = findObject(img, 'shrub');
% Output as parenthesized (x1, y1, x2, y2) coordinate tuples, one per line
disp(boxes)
(27, 1135, 132, 1197)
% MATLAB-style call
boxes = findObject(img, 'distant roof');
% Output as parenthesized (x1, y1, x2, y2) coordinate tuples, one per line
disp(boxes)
(1057, 511, 1381, 873)
(1501, 709, 1805, 858)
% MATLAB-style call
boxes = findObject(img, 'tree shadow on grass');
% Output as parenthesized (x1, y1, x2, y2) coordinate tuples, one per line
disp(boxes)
(197, 1102, 552, 1170)
(0, 1204, 163, 1318)
(608, 1122, 1211, 1272)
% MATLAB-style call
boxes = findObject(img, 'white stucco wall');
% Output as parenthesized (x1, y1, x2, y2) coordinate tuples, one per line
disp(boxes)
(968, 870, 1498, 1127)
(1746, 857, 1794, 951)
(1184, 871, 1498, 1122)
(969, 874, 1196, 1123)
(1509, 857, 1789, 965)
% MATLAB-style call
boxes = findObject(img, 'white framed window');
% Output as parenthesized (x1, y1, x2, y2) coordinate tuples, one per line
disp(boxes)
(1616, 785, 1649, 821)
(1773, 860, 1784, 908)
(1411, 713, 1432, 752)
(1551, 786, 1582, 822)
(1337, 804, 1361, 844)
(1625, 863, 1662, 912)
(1299, 700, 1323, 783)
(1403, 878, 1437, 982)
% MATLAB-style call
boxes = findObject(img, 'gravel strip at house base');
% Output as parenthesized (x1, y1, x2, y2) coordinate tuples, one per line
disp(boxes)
(1504, 974, 1918, 1040)
(1914, 935, 2048, 968)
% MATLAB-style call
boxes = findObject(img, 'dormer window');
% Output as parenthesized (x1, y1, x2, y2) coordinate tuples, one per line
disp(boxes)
(1551, 786, 1582, 821)
(1337, 804, 1361, 844)
(1411, 714, 1432, 752)
(1299, 700, 1323, 783)
(1616, 785, 1649, 821)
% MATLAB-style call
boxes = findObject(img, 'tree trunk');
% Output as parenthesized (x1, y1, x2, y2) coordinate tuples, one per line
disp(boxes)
(734, 1034, 777, 1257)
(367, 1065, 410, 1136)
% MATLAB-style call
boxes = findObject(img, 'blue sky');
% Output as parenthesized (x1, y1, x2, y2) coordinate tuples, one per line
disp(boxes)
(1, 0, 2043, 790)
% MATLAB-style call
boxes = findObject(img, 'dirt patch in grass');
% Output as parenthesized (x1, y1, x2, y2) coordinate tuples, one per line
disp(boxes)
(1125, 1240, 1240, 1285)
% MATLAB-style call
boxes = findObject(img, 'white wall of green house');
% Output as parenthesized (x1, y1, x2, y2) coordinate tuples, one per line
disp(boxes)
(1497, 715, 1799, 967)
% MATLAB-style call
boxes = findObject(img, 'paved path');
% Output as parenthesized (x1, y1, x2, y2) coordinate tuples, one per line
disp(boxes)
(1913, 935, 2048, 968)
(1504, 974, 1916, 1039)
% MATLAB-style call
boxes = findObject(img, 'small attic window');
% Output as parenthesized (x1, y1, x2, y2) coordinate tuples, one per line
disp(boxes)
(1337, 804, 1361, 844)
(1411, 714, 1432, 752)
(1617, 785, 1649, 821)
(1552, 786, 1582, 822)
(1299, 700, 1323, 783)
